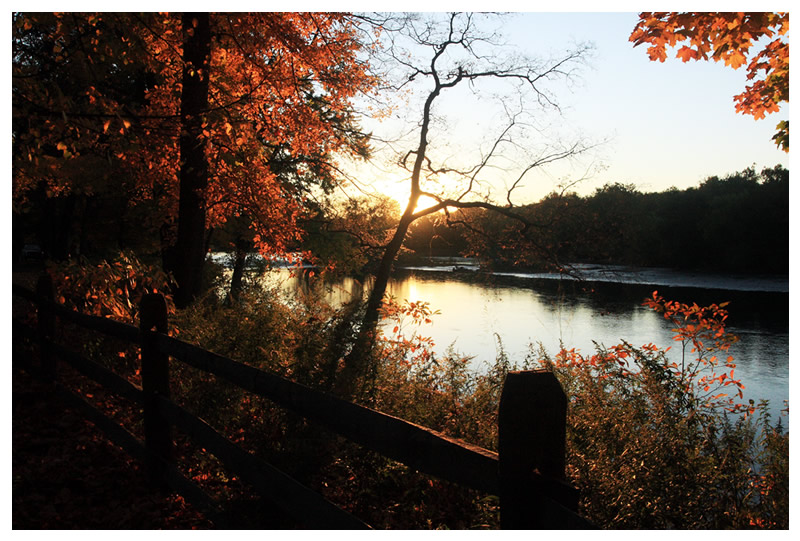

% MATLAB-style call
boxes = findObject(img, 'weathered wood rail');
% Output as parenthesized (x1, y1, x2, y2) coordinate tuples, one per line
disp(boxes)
(12, 275, 594, 529)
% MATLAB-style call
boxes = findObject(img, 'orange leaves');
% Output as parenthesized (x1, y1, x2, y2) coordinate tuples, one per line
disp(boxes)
(643, 290, 747, 412)
(631, 12, 789, 151)
(550, 291, 748, 414)
(48, 250, 175, 324)
(551, 345, 634, 373)
(723, 48, 749, 70)
(14, 12, 375, 253)
(645, 292, 736, 350)
(610, 344, 629, 361)
(676, 46, 699, 62)
(191, 12, 374, 245)
(378, 296, 440, 365)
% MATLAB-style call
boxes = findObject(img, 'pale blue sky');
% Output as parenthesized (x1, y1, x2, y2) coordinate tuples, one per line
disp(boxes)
(352, 10, 789, 203)
(505, 12, 788, 195)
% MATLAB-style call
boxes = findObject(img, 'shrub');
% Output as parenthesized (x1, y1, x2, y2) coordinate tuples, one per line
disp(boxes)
(36, 261, 787, 529)
(526, 293, 789, 529)
(171, 282, 788, 529)
(47, 250, 173, 323)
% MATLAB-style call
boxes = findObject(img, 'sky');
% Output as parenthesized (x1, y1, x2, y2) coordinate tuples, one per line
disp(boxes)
(507, 12, 788, 193)
(8, 6, 789, 205)
(344, 10, 790, 206)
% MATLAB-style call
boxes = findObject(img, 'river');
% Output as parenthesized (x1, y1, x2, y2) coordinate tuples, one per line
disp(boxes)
(215, 254, 790, 427)
(389, 264, 788, 422)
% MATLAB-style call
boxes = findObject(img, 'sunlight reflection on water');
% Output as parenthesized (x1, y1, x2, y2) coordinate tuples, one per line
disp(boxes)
(257, 266, 789, 427)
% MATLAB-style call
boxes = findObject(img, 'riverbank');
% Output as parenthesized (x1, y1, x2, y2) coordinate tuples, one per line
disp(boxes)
(397, 257, 789, 294)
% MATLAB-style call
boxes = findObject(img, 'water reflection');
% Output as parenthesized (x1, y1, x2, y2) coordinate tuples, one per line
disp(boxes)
(259, 268, 789, 424)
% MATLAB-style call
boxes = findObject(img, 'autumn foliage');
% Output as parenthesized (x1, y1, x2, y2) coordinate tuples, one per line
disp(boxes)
(47, 251, 174, 323)
(630, 12, 789, 151)
(12, 12, 789, 529)
(642, 291, 745, 412)
(16, 254, 789, 528)
(13, 12, 374, 271)
(531, 293, 788, 528)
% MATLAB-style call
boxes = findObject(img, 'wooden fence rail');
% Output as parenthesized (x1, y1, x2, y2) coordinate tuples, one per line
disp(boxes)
(12, 276, 594, 529)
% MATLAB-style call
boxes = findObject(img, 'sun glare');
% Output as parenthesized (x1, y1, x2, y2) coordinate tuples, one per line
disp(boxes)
(371, 172, 458, 215)
(381, 187, 443, 215)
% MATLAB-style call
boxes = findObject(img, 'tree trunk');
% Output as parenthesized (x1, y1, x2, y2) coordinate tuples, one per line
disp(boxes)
(227, 245, 247, 303)
(337, 210, 416, 394)
(172, 12, 211, 308)
(336, 68, 440, 395)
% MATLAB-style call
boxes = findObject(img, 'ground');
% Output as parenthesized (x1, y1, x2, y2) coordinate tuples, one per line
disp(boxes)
(12, 264, 213, 529)
(11, 366, 214, 529)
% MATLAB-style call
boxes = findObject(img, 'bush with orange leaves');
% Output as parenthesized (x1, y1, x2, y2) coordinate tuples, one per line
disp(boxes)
(47, 250, 174, 324)
(532, 292, 788, 529)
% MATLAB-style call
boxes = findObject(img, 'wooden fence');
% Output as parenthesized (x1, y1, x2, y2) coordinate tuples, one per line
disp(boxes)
(12, 275, 594, 529)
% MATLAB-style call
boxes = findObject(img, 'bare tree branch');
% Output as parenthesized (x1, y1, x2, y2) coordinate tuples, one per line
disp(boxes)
(334, 13, 600, 390)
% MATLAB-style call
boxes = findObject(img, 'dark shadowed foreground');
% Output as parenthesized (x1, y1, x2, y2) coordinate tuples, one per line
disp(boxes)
(12, 368, 213, 529)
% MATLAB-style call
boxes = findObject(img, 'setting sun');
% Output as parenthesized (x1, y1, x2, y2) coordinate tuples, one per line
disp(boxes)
(358, 172, 447, 215)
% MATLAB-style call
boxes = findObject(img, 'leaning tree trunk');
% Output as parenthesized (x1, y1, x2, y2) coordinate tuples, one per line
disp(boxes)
(339, 216, 412, 383)
(227, 236, 251, 303)
(336, 195, 424, 397)
(336, 69, 444, 396)
(172, 12, 211, 308)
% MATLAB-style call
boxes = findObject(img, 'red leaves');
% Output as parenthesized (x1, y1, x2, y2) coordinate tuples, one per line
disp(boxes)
(379, 296, 440, 365)
(643, 291, 749, 412)
(550, 291, 747, 413)
(48, 250, 174, 324)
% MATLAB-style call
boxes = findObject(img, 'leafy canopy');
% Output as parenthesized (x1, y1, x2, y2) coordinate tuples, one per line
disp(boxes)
(13, 13, 375, 256)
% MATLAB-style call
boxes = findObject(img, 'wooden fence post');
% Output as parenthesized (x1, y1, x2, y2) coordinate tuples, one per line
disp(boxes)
(498, 370, 568, 529)
(140, 293, 173, 485)
(35, 273, 56, 381)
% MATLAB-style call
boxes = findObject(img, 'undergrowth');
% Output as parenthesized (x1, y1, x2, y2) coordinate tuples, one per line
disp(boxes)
(30, 255, 790, 529)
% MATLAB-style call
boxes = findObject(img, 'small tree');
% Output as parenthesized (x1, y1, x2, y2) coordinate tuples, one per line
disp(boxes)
(338, 13, 597, 390)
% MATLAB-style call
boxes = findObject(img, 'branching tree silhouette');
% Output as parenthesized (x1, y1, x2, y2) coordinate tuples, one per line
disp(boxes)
(338, 13, 597, 391)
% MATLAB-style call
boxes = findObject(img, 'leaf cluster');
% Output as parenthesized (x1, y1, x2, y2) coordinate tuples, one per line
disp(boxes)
(47, 250, 173, 323)
(13, 12, 376, 263)
(529, 295, 788, 528)
(630, 12, 789, 151)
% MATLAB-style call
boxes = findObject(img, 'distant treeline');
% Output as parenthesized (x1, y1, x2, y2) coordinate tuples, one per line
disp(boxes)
(404, 165, 789, 275)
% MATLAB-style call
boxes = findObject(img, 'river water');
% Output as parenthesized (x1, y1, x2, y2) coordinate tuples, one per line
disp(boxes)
(387, 265, 788, 421)
(217, 254, 790, 426)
